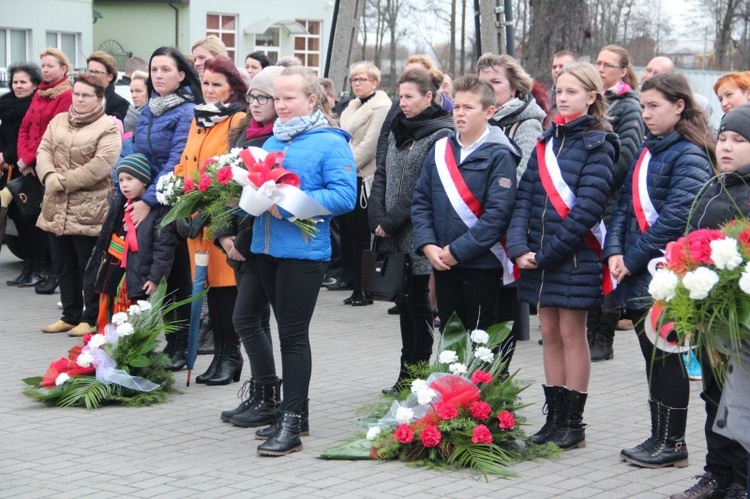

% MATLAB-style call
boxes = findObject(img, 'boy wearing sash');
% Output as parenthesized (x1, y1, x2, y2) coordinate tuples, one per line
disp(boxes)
(412, 75, 520, 340)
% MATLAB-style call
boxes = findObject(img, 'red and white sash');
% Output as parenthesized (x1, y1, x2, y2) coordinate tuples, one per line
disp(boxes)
(632, 148, 658, 233)
(536, 139, 616, 294)
(433, 137, 519, 284)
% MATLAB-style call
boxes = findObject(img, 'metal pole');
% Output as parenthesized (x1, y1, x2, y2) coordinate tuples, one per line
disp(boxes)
(473, 0, 482, 59)
(504, 0, 514, 57)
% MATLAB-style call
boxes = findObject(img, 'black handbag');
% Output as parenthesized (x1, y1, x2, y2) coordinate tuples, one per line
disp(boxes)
(361, 238, 411, 301)
(7, 174, 43, 222)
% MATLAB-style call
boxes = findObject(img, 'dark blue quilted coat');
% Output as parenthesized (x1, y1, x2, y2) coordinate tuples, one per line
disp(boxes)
(507, 115, 619, 310)
(603, 130, 713, 310)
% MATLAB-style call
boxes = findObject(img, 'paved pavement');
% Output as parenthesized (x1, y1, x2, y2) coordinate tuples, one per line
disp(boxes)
(0, 248, 712, 498)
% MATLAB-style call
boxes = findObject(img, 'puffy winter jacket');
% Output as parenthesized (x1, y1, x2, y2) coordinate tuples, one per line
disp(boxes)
(133, 92, 196, 207)
(250, 127, 357, 261)
(507, 115, 619, 310)
(17, 76, 72, 167)
(489, 93, 546, 181)
(0, 91, 33, 171)
(412, 127, 520, 269)
(339, 90, 392, 179)
(691, 165, 750, 230)
(605, 89, 645, 220)
(603, 131, 713, 310)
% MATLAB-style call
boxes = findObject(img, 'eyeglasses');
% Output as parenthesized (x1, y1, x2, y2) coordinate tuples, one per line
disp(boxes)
(595, 61, 622, 70)
(350, 77, 371, 85)
(87, 69, 108, 76)
(72, 92, 97, 100)
(247, 94, 272, 105)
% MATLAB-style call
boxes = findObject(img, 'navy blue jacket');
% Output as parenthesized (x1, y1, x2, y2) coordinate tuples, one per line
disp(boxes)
(412, 126, 520, 269)
(507, 115, 619, 310)
(691, 164, 750, 230)
(603, 131, 713, 310)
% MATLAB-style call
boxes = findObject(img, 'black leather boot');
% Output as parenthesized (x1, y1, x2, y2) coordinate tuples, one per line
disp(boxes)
(35, 274, 59, 294)
(197, 315, 214, 355)
(382, 356, 411, 395)
(527, 385, 565, 445)
(623, 404, 689, 468)
(549, 388, 587, 450)
(590, 308, 618, 361)
(221, 378, 256, 422)
(229, 378, 281, 427)
(257, 411, 303, 456)
(620, 399, 660, 460)
(17, 268, 45, 287)
(7, 260, 31, 286)
(206, 338, 242, 386)
(195, 325, 223, 384)
(169, 330, 188, 371)
(256, 398, 309, 439)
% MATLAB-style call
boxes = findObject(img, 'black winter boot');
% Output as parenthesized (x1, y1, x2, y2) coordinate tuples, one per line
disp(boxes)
(382, 356, 411, 395)
(220, 378, 256, 422)
(206, 337, 243, 385)
(527, 385, 566, 445)
(257, 411, 303, 456)
(34, 272, 58, 294)
(256, 398, 310, 439)
(229, 378, 281, 427)
(195, 324, 224, 383)
(549, 388, 587, 450)
(590, 308, 619, 362)
(169, 330, 188, 371)
(7, 259, 31, 286)
(623, 403, 689, 468)
(620, 399, 660, 460)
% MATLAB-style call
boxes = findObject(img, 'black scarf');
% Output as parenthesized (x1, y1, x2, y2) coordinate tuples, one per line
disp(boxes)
(0, 92, 34, 123)
(392, 105, 454, 148)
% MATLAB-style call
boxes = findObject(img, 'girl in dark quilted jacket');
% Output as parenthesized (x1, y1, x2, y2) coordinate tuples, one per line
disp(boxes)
(604, 73, 715, 469)
(507, 62, 618, 451)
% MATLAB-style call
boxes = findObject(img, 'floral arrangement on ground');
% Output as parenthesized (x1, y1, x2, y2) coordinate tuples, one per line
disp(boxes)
(22, 281, 187, 409)
(648, 219, 750, 357)
(320, 314, 560, 477)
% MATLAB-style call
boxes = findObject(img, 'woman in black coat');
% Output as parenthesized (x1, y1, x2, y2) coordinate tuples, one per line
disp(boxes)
(507, 62, 618, 451)
(604, 74, 715, 469)
(0, 63, 44, 286)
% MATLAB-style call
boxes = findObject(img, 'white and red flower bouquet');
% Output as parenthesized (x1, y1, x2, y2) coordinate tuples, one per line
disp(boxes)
(23, 281, 185, 409)
(648, 219, 750, 354)
(321, 315, 559, 477)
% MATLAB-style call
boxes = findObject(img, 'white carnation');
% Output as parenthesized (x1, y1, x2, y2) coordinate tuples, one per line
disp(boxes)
(448, 362, 467, 376)
(395, 406, 414, 424)
(438, 350, 458, 364)
(682, 267, 720, 300)
(55, 373, 70, 386)
(76, 351, 94, 368)
(474, 347, 495, 363)
(416, 387, 437, 405)
(87, 334, 107, 350)
(111, 312, 129, 326)
(127, 304, 143, 316)
(366, 426, 381, 441)
(136, 300, 152, 311)
(116, 323, 135, 337)
(740, 266, 750, 294)
(648, 268, 680, 302)
(710, 237, 743, 270)
(470, 329, 489, 344)
(410, 379, 427, 393)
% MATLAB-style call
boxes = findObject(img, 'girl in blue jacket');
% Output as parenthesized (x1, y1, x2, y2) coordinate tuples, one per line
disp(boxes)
(604, 73, 715, 469)
(250, 66, 356, 457)
(507, 62, 618, 451)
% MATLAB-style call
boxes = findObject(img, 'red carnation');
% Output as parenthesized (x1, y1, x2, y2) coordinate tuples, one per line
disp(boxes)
(436, 402, 458, 420)
(420, 425, 442, 448)
(471, 424, 493, 444)
(471, 370, 493, 385)
(394, 423, 414, 444)
(470, 400, 492, 421)
(498, 409, 515, 430)
(217, 166, 233, 185)
(201, 158, 216, 172)
(183, 177, 196, 193)
(82, 334, 92, 346)
(688, 230, 725, 265)
(198, 174, 212, 192)
(739, 229, 750, 256)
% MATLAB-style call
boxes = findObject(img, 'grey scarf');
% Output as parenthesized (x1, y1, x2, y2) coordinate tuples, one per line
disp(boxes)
(273, 109, 329, 142)
(149, 93, 189, 117)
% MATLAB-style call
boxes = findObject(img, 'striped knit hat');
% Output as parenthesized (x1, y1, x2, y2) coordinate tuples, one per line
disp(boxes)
(116, 153, 152, 185)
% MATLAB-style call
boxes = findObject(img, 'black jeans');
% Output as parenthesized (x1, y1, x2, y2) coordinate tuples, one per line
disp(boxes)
(698, 347, 748, 488)
(166, 238, 191, 336)
(495, 284, 520, 371)
(10, 207, 49, 270)
(627, 309, 689, 408)
(338, 177, 370, 291)
(233, 260, 273, 382)
(434, 267, 501, 331)
(257, 255, 326, 413)
(396, 274, 433, 368)
(207, 286, 239, 351)
(48, 233, 98, 325)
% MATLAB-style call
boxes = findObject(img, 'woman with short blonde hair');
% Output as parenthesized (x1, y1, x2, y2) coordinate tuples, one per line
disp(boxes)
(191, 35, 228, 78)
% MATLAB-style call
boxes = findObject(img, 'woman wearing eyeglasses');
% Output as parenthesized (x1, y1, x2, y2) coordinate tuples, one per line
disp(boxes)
(337, 63, 392, 307)
(588, 45, 645, 362)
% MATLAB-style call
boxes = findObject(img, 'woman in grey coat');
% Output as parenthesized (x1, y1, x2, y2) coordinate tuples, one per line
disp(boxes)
(368, 67, 453, 394)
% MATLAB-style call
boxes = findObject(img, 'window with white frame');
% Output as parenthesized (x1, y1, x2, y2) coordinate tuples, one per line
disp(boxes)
(254, 27, 280, 65)
(206, 13, 237, 62)
(0, 28, 28, 70)
(46, 32, 79, 68)
(294, 20, 321, 74)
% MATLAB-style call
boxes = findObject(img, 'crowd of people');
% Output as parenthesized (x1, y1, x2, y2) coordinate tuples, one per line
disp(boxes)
(0, 34, 748, 495)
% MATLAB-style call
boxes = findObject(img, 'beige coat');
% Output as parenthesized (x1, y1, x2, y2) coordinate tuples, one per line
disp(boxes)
(36, 106, 121, 236)
(339, 90, 392, 179)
